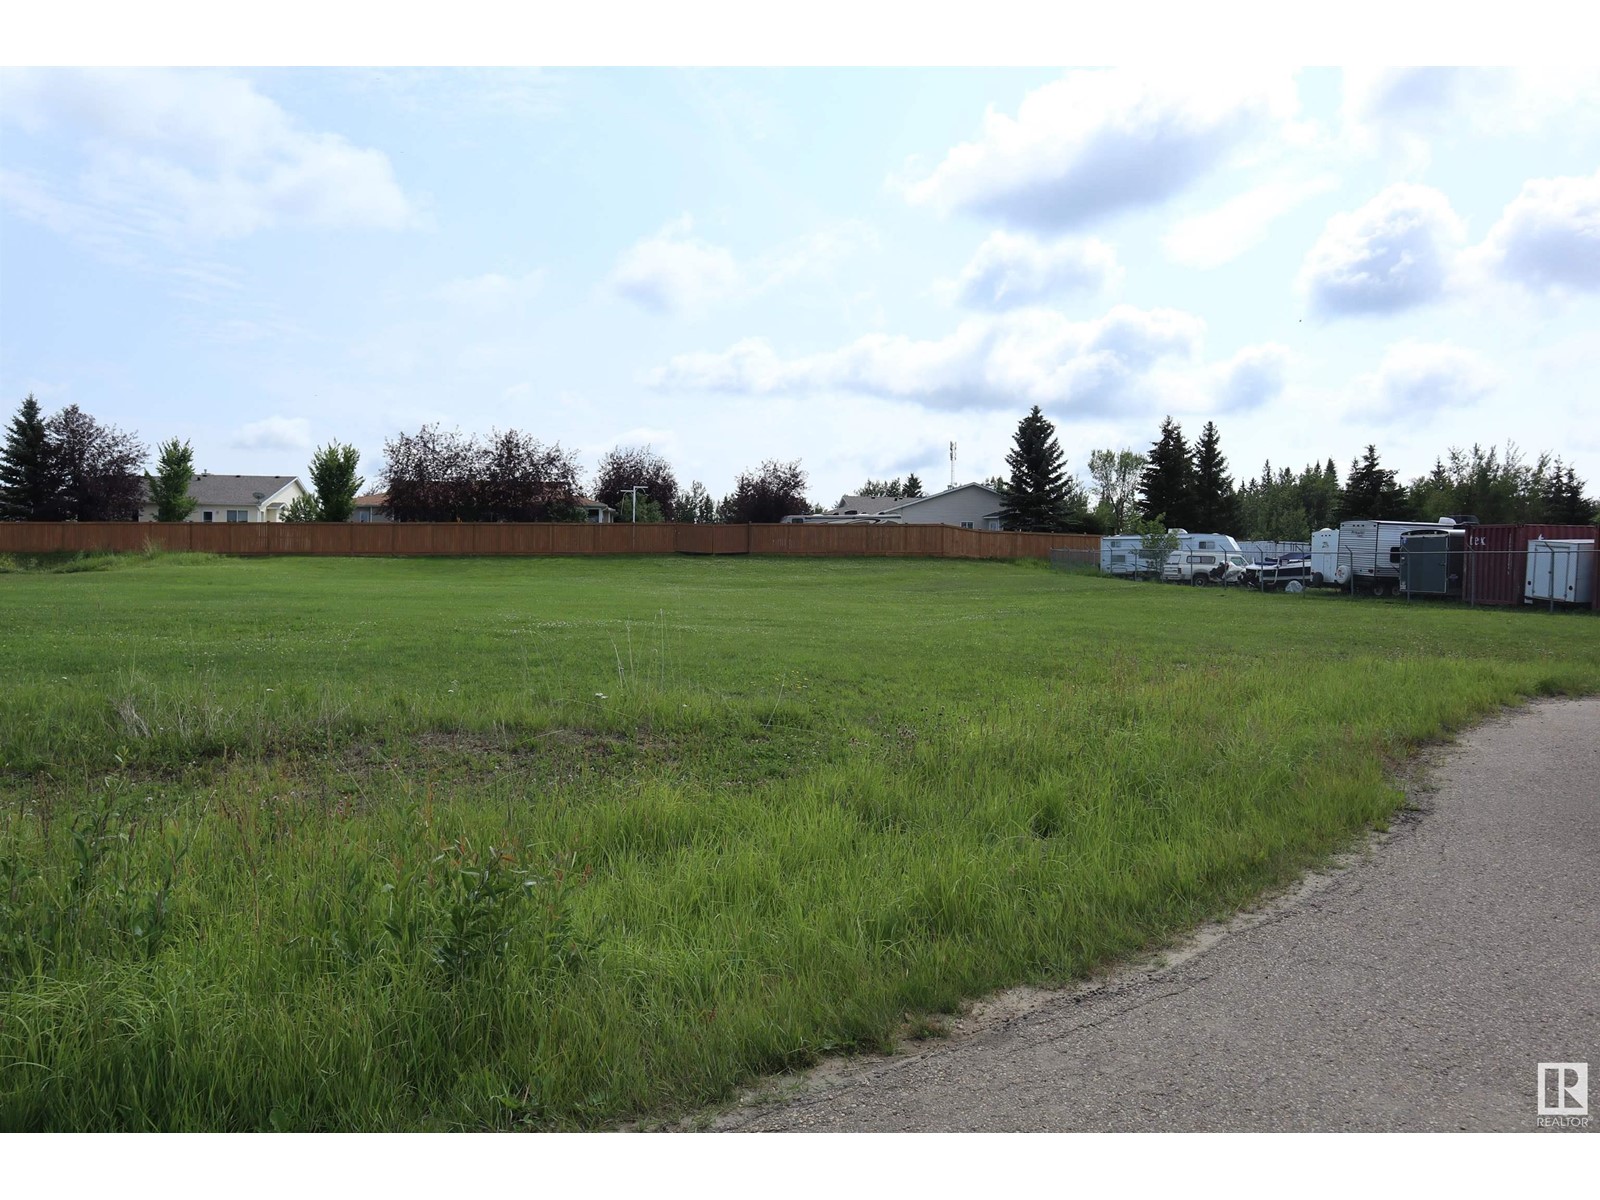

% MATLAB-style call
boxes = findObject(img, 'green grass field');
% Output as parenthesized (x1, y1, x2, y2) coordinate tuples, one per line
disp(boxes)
(2, 550, 1597, 1130)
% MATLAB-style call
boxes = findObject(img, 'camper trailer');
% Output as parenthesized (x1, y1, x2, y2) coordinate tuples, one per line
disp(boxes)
(1100, 529, 1242, 578)
(1335, 518, 1467, 596)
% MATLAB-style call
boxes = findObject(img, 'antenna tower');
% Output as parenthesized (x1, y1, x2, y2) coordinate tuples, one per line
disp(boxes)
(949, 441, 957, 488)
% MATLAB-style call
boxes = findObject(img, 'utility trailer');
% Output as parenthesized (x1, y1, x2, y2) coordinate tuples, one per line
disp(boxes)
(1525, 538, 1596, 606)
(1335, 519, 1470, 596)
(1398, 527, 1467, 598)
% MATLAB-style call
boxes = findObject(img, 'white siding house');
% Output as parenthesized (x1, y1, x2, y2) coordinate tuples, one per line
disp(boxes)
(139, 474, 307, 523)
(884, 483, 1006, 530)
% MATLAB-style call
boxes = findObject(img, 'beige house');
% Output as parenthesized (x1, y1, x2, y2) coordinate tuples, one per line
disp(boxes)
(139, 474, 307, 523)
(797, 483, 1006, 530)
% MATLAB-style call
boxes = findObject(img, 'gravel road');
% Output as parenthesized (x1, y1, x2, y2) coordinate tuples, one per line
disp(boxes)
(715, 697, 1600, 1132)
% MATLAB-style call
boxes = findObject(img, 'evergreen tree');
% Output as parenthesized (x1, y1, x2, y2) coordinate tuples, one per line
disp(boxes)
(1188, 421, 1236, 532)
(146, 437, 198, 522)
(1541, 461, 1595, 524)
(999, 406, 1073, 531)
(1137, 417, 1192, 528)
(0, 394, 54, 520)
(679, 480, 716, 523)
(308, 442, 364, 523)
(902, 473, 925, 498)
(1338, 444, 1406, 521)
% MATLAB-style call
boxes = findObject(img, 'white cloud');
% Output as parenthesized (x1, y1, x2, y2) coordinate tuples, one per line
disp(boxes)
(1352, 342, 1500, 420)
(1298, 183, 1466, 317)
(608, 215, 744, 316)
(232, 416, 311, 451)
(1213, 344, 1293, 413)
(437, 270, 547, 309)
(609, 216, 877, 318)
(0, 69, 419, 243)
(951, 232, 1121, 309)
(1341, 68, 1600, 170)
(902, 68, 1302, 231)
(1470, 170, 1600, 294)
(1164, 174, 1338, 269)
(646, 304, 1206, 415)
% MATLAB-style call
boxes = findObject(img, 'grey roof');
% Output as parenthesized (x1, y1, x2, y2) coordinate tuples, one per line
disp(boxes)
(829, 494, 904, 515)
(141, 474, 302, 507)
(883, 482, 1003, 513)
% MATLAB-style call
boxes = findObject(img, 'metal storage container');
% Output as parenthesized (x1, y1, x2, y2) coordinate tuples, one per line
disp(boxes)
(1525, 539, 1596, 605)
(1463, 524, 1598, 606)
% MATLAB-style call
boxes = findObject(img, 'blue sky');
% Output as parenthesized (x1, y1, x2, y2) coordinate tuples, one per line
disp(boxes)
(3, 57, 1598, 508)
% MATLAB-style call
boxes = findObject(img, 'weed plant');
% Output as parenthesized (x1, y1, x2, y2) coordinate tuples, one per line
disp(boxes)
(1, 555, 1596, 1129)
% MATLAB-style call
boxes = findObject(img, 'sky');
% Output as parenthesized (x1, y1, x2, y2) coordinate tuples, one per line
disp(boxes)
(4, 26, 1599, 510)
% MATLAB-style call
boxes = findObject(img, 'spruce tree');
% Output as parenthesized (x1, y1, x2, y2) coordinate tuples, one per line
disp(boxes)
(1137, 416, 1192, 528)
(0, 394, 54, 520)
(1337, 444, 1406, 521)
(1188, 421, 1236, 532)
(902, 473, 925, 498)
(146, 437, 198, 522)
(1000, 406, 1072, 531)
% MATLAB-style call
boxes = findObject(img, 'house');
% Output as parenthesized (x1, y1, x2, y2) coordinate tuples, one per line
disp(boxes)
(579, 496, 617, 524)
(798, 484, 1006, 529)
(881, 482, 1007, 530)
(139, 474, 307, 523)
(347, 492, 617, 523)
(351, 493, 391, 523)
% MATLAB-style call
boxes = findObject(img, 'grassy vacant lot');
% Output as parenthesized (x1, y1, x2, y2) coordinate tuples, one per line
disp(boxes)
(2, 550, 1597, 1130)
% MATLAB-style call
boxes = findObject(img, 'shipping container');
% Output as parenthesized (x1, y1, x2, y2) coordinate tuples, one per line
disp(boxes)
(1462, 523, 1599, 607)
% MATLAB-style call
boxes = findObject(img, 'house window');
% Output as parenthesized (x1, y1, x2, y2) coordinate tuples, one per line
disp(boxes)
(356, 509, 370, 523)
(202, 511, 214, 523)
(961, 521, 974, 529)
(226, 510, 249, 523)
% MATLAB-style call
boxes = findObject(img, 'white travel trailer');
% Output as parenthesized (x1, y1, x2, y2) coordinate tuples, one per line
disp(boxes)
(1309, 527, 1340, 586)
(1334, 518, 1465, 596)
(1100, 529, 1242, 577)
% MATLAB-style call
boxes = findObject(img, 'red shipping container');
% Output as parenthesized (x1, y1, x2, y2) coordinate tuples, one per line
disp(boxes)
(1464, 523, 1599, 607)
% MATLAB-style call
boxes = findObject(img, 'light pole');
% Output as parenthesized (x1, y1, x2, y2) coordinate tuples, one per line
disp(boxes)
(623, 486, 647, 523)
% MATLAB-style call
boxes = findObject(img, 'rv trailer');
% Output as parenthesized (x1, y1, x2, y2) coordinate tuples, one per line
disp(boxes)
(1334, 519, 1476, 596)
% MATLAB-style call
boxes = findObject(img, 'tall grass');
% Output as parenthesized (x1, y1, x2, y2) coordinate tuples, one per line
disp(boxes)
(1, 556, 1596, 1129)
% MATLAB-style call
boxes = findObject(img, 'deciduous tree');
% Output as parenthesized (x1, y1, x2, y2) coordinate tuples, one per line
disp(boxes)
(380, 425, 581, 522)
(594, 445, 679, 521)
(719, 459, 809, 523)
(146, 438, 198, 523)
(308, 442, 364, 523)
(43, 405, 146, 521)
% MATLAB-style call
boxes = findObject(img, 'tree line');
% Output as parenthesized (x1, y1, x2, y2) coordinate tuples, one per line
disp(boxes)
(1108, 415, 1597, 539)
(5, 393, 1594, 534)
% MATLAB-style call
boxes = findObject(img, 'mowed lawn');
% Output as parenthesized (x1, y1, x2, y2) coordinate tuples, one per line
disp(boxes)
(2, 551, 1597, 1130)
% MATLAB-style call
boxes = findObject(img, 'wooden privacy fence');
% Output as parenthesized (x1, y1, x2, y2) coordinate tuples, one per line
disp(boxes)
(0, 521, 1099, 561)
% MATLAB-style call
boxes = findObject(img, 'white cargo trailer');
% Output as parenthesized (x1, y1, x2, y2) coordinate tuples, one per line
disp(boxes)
(1525, 538, 1596, 605)
(1309, 527, 1340, 587)
(1335, 519, 1465, 596)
